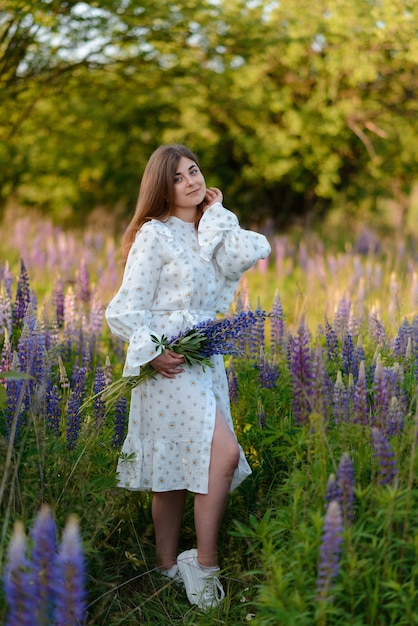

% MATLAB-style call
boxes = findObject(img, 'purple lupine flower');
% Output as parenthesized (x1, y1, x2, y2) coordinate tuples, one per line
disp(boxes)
(369, 311, 386, 346)
(413, 315, 418, 380)
(371, 427, 398, 486)
(324, 319, 339, 361)
(289, 319, 313, 425)
(65, 367, 87, 450)
(76, 258, 91, 305)
(247, 308, 265, 362)
(52, 276, 65, 327)
(12, 258, 31, 332)
(64, 287, 78, 349)
(352, 360, 369, 425)
(270, 289, 284, 353)
(336, 454, 355, 525)
(334, 296, 351, 339)
(30, 288, 38, 314)
(53, 516, 87, 626)
(393, 318, 412, 358)
(258, 349, 279, 389)
(177, 310, 270, 359)
(3, 522, 34, 626)
(355, 336, 365, 366)
(372, 359, 390, 428)
(325, 474, 338, 506)
(112, 396, 127, 448)
(46, 383, 62, 435)
(332, 371, 348, 424)
(342, 332, 358, 381)
(80, 321, 92, 370)
(0, 282, 13, 337)
(2, 260, 13, 298)
(89, 290, 103, 338)
(5, 355, 26, 442)
(387, 396, 404, 436)
(227, 362, 238, 403)
(93, 366, 106, 428)
(17, 306, 36, 374)
(316, 500, 344, 602)
(310, 345, 330, 418)
(29, 505, 58, 624)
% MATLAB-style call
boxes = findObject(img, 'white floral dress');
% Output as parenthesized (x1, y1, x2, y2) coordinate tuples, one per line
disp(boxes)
(105, 203, 271, 493)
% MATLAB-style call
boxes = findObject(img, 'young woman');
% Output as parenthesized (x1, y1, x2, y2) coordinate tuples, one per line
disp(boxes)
(105, 144, 271, 611)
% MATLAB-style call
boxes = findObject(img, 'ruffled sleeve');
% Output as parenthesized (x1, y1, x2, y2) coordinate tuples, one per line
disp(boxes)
(105, 223, 164, 376)
(198, 202, 271, 280)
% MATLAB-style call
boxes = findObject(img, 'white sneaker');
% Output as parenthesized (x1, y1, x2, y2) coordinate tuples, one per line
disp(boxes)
(177, 549, 225, 611)
(160, 563, 183, 584)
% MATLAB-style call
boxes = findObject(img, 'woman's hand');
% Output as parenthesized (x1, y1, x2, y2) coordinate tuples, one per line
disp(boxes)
(150, 350, 185, 378)
(203, 187, 223, 208)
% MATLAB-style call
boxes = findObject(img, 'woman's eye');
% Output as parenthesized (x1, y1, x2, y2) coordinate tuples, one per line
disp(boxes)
(174, 176, 182, 183)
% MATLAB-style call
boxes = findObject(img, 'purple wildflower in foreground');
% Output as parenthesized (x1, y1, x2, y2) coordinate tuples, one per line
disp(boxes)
(371, 427, 398, 486)
(29, 506, 58, 624)
(52, 276, 65, 327)
(387, 396, 404, 436)
(3, 522, 34, 626)
(337, 454, 355, 525)
(169, 310, 272, 362)
(248, 308, 265, 361)
(369, 311, 386, 346)
(316, 500, 344, 602)
(86, 310, 275, 415)
(258, 349, 279, 389)
(270, 290, 285, 352)
(227, 362, 238, 403)
(289, 319, 313, 425)
(46, 383, 62, 435)
(334, 296, 351, 339)
(12, 258, 31, 332)
(325, 474, 338, 506)
(324, 319, 339, 361)
(66, 367, 87, 450)
(76, 258, 91, 305)
(310, 345, 330, 417)
(372, 359, 390, 428)
(53, 516, 87, 626)
(93, 366, 106, 429)
(112, 396, 127, 448)
(342, 332, 358, 381)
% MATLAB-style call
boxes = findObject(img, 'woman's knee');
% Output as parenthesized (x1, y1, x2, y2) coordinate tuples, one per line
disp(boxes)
(212, 413, 240, 472)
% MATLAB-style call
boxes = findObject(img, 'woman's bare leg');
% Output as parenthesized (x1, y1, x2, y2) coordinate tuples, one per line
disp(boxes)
(194, 410, 240, 567)
(152, 490, 187, 570)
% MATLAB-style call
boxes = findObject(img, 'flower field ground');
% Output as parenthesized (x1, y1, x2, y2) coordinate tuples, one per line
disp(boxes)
(0, 212, 417, 625)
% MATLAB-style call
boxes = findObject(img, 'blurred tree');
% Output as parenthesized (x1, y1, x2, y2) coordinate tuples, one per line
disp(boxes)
(0, 0, 417, 230)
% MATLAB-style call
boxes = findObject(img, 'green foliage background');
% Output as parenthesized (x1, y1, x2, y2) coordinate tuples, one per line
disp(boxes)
(1, 0, 418, 230)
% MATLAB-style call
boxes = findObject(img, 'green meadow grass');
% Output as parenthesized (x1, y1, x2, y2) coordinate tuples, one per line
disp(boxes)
(0, 215, 417, 625)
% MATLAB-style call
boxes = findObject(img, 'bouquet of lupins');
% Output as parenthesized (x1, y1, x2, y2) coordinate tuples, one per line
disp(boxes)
(82, 310, 274, 415)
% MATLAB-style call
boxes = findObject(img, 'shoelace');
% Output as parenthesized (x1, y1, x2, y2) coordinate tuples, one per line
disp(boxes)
(202, 576, 225, 604)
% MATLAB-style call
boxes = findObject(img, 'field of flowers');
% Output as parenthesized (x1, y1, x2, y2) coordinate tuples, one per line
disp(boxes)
(0, 211, 417, 625)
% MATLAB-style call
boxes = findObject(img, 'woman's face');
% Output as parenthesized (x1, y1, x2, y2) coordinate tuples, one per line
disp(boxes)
(172, 156, 206, 212)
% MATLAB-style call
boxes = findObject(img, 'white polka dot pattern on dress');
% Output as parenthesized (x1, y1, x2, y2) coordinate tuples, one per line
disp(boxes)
(105, 204, 271, 493)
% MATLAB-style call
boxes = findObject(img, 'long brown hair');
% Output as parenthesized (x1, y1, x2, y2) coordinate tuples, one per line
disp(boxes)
(121, 144, 205, 262)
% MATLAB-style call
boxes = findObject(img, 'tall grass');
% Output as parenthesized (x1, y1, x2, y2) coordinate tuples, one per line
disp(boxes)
(0, 214, 417, 624)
